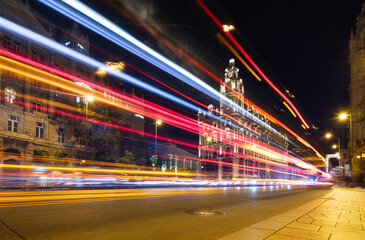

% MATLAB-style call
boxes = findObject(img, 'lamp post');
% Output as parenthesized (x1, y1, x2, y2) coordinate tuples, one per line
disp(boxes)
(339, 113, 353, 172)
(85, 95, 93, 119)
(155, 119, 162, 156)
(325, 133, 342, 174)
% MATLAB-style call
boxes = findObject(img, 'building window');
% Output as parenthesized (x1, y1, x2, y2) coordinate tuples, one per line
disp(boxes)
(31, 51, 37, 61)
(14, 41, 20, 54)
(8, 115, 19, 132)
(77, 43, 85, 53)
(36, 122, 45, 138)
(54, 64, 61, 70)
(58, 128, 65, 143)
(55, 108, 62, 118)
(2, 36, 11, 49)
(40, 55, 46, 64)
(4, 87, 16, 103)
(32, 101, 42, 112)
(79, 139, 86, 146)
(33, 80, 41, 88)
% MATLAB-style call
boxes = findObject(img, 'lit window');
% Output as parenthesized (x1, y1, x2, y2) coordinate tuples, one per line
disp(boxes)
(77, 43, 85, 53)
(36, 122, 45, 138)
(31, 51, 37, 61)
(32, 101, 42, 112)
(2, 36, 11, 49)
(8, 115, 19, 132)
(4, 87, 16, 103)
(58, 128, 64, 143)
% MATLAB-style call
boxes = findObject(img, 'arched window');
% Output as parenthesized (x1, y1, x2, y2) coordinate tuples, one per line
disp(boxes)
(5, 87, 16, 103)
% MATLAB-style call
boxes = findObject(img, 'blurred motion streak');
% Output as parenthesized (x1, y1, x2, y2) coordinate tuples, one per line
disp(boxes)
(196, 0, 310, 129)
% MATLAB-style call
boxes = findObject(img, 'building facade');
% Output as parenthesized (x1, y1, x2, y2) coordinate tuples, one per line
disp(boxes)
(349, 3, 365, 166)
(198, 59, 290, 180)
(0, 0, 145, 171)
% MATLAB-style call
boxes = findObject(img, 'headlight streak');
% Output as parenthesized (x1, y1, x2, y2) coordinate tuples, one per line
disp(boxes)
(0, 17, 283, 151)
(0, 51, 327, 179)
(196, 0, 310, 129)
(38, 0, 284, 138)
(0, 16, 328, 179)
(0, 47, 291, 156)
(195, 0, 326, 162)
(39, 0, 325, 162)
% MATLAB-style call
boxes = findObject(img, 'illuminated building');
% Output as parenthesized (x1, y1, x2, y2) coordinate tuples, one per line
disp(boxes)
(0, 1, 145, 169)
(154, 142, 200, 173)
(198, 59, 289, 180)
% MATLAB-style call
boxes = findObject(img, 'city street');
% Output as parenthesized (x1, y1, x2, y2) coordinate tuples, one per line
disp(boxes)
(0, 186, 330, 240)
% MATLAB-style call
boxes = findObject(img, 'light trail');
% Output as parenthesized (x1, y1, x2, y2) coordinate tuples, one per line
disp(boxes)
(0, 18, 282, 148)
(0, 16, 327, 178)
(38, 0, 283, 137)
(1, 164, 198, 177)
(0, 49, 294, 156)
(196, 0, 310, 129)
(0, 54, 325, 177)
(195, 0, 326, 161)
(217, 33, 261, 81)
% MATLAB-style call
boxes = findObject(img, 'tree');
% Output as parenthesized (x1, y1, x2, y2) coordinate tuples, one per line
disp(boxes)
(89, 132, 117, 162)
(73, 122, 92, 144)
(116, 150, 135, 164)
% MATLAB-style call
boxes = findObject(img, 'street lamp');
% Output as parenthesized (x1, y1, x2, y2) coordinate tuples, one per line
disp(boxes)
(325, 133, 342, 174)
(332, 144, 337, 149)
(155, 119, 162, 156)
(85, 95, 93, 119)
(222, 25, 235, 32)
(339, 113, 353, 170)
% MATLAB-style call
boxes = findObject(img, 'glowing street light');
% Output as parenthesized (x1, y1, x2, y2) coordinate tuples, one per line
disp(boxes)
(95, 61, 125, 77)
(155, 119, 162, 156)
(325, 132, 342, 175)
(87, 95, 94, 102)
(206, 136, 212, 143)
(85, 95, 93, 119)
(325, 133, 332, 139)
(222, 25, 235, 32)
(339, 112, 353, 170)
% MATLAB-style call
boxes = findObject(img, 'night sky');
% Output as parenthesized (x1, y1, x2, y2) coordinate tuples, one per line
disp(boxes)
(218, 0, 363, 130)
(30, 0, 365, 155)
(149, 0, 365, 152)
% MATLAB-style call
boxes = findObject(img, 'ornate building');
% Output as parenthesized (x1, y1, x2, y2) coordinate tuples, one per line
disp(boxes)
(0, 1, 95, 166)
(349, 3, 365, 158)
(0, 0, 145, 175)
(198, 59, 289, 180)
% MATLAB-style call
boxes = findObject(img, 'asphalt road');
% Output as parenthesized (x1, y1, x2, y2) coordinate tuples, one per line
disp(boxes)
(0, 186, 331, 240)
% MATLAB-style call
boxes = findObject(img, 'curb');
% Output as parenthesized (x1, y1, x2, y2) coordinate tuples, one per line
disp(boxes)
(219, 189, 336, 240)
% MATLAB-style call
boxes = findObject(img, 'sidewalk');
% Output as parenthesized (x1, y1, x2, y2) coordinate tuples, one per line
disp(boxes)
(220, 187, 365, 240)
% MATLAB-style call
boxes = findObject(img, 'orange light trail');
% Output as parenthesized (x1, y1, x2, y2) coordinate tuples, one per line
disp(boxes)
(217, 33, 261, 81)
(196, 0, 310, 130)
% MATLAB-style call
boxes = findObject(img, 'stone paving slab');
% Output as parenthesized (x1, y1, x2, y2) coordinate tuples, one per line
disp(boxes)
(219, 188, 365, 240)
(0, 220, 23, 240)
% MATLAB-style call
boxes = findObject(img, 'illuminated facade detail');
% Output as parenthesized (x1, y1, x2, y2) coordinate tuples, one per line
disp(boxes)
(198, 59, 289, 180)
(4, 86, 16, 103)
